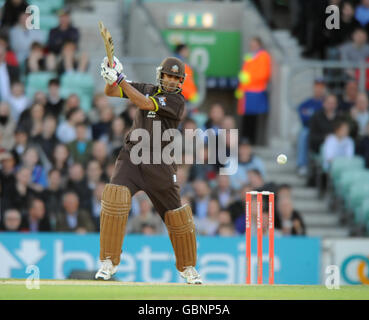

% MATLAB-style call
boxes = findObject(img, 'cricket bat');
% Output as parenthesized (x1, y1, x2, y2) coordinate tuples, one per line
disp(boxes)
(98, 21, 114, 67)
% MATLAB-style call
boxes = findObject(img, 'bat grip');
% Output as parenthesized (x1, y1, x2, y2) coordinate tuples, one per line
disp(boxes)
(108, 60, 116, 68)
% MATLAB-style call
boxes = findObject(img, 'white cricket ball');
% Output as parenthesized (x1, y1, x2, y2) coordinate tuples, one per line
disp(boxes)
(277, 154, 287, 165)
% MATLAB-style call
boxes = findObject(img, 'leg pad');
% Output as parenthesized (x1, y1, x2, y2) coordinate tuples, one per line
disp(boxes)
(164, 204, 197, 272)
(99, 184, 131, 266)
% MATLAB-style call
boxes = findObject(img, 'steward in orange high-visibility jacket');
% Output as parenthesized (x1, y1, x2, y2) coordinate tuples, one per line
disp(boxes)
(235, 38, 272, 115)
(175, 44, 199, 104)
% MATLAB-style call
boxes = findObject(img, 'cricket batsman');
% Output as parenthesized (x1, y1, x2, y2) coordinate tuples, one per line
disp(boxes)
(94, 55, 202, 284)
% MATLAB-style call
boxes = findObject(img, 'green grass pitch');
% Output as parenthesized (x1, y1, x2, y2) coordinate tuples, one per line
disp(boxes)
(0, 280, 368, 300)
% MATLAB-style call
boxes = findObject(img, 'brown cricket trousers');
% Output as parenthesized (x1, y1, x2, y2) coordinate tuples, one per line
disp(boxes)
(110, 148, 182, 219)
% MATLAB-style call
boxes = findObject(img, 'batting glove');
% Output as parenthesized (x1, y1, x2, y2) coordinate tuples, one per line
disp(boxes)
(100, 63, 126, 86)
(102, 56, 123, 74)
(100, 63, 117, 85)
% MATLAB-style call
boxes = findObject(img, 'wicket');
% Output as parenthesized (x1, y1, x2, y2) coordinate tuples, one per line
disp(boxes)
(245, 191, 275, 284)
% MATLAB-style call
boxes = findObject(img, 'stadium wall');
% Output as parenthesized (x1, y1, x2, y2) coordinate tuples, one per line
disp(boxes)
(322, 239, 369, 286)
(0, 233, 321, 285)
(126, 0, 171, 84)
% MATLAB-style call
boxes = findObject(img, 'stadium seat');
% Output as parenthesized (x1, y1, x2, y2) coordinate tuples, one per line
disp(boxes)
(26, 72, 57, 98)
(347, 183, 369, 213)
(40, 14, 59, 31)
(50, 0, 65, 11)
(79, 94, 92, 113)
(28, 0, 65, 12)
(60, 72, 94, 112)
(336, 169, 369, 198)
(331, 156, 365, 188)
(356, 199, 369, 225)
(28, 0, 55, 15)
(61, 72, 94, 96)
(26, 72, 57, 89)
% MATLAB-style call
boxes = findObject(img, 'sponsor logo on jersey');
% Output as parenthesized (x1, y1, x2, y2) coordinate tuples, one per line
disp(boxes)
(158, 97, 166, 106)
(147, 111, 156, 118)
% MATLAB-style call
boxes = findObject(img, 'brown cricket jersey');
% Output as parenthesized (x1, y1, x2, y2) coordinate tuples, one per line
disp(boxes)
(121, 82, 185, 159)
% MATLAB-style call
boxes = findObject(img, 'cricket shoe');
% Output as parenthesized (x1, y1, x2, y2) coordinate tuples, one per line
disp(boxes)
(180, 266, 203, 284)
(95, 259, 117, 280)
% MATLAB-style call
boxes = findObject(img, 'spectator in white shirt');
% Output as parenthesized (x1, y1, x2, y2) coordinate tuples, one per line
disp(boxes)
(9, 12, 45, 65)
(56, 108, 85, 144)
(7, 81, 29, 123)
(0, 45, 12, 102)
(323, 120, 354, 171)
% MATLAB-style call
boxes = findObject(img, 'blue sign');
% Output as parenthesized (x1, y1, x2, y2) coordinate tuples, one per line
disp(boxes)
(0, 233, 321, 284)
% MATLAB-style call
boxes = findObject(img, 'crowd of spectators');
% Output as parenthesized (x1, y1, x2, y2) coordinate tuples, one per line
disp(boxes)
(296, 77, 369, 185)
(251, 0, 369, 179)
(280, 0, 369, 195)
(255, 0, 369, 60)
(287, 0, 369, 69)
(290, 0, 362, 59)
(0, 1, 306, 237)
(0, 93, 307, 236)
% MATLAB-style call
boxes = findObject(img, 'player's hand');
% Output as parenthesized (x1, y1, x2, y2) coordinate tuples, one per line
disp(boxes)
(101, 62, 127, 86)
(101, 63, 118, 85)
(102, 56, 123, 74)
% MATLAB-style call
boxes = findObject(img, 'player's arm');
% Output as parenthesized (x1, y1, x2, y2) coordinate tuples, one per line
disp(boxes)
(104, 83, 121, 97)
(104, 82, 156, 111)
(118, 80, 156, 111)
(101, 57, 156, 111)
